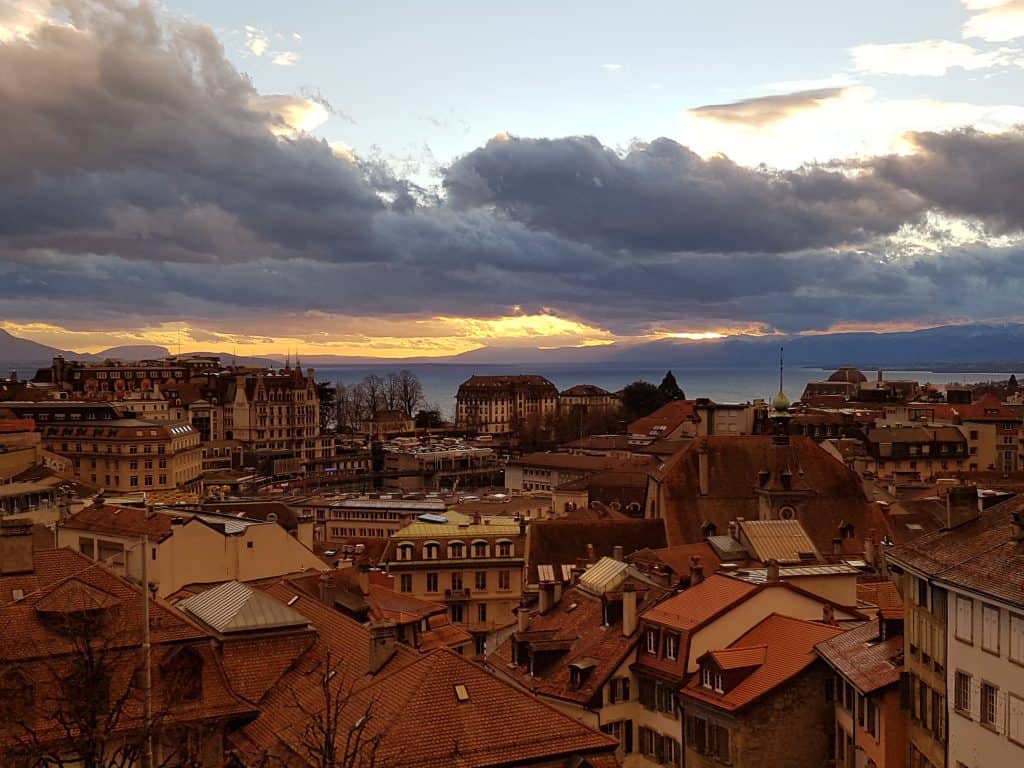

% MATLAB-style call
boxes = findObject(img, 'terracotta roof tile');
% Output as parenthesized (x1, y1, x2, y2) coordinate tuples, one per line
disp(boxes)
(629, 401, 699, 437)
(60, 503, 176, 540)
(816, 620, 903, 694)
(683, 614, 843, 712)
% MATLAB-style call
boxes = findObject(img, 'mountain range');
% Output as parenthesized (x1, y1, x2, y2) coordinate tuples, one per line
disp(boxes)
(3, 323, 1024, 372)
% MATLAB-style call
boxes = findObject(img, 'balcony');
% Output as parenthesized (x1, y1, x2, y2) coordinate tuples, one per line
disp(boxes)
(444, 588, 471, 601)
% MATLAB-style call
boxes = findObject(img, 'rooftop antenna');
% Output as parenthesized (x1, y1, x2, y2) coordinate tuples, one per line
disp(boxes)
(779, 346, 784, 394)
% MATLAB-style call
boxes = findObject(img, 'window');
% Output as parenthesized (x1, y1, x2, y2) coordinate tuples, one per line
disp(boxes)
(866, 697, 878, 739)
(981, 682, 998, 727)
(656, 684, 676, 716)
(472, 540, 488, 558)
(477, 603, 487, 623)
(638, 677, 656, 709)
(448, 541, 465, 559)
(665, 633, 679, 661)
(1011, 614, 1024, 664)
(497, 540, 513, 557)
(956, 596, 973, 642)
(608, 677, 630, 704)
(130, 475, 139, 487)
(426, 573, 438, 593)
(599, 720, 633, 753)
(645, 628, 659, 654)
(1009, 693, 1024, 746)
(475, 571, 487, 591)
(701, 666, 723, 693)
(982, 604, 1000, 654)
(955, 671, 971, 714)
(399, 574, 412, 593)
(424, 542, 439, 560)
(451, 572, 463, 591)
(450, 604, 464, 623)
(79, 536, 95, 559)
(474, 635, 486, 656)
(396, 543, 414, 562)
(498, 570, 511, 591)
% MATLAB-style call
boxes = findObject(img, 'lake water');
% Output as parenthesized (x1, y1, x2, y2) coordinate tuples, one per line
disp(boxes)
(313, 364, 1022, 419)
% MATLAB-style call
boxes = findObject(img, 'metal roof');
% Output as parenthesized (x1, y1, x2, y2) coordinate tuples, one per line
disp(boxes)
(732, 564, 860, 584)
(577, 557, 629, 596)
(178, 581, 309, 634)
(394, 521, 521, 537)
(738, 520, 821, 564)
(707, 535, 749, 561)
(335, 498, 447, 511)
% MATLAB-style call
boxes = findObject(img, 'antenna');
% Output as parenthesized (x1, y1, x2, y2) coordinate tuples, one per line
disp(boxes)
(779, 346, 784, 393)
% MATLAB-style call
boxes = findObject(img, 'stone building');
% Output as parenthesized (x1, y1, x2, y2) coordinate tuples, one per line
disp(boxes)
(381, 517, 526, 655)
(680, 614, 843, 768)
(40, 418, 202, 492)
(455, 374, 559, 436)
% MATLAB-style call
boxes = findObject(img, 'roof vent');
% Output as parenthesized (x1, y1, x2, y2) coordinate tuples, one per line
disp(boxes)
(454, 684, 469, 702)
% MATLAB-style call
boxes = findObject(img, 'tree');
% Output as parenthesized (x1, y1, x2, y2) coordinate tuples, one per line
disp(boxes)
(360, 375, 386, 416)
(249, 651, 385, 768)
(1009, 374, 1019, 395)
(5, 603, 207, 768)
(414, 409, 443, 429)
(394, 370, 424, 418)
(658, 370, 685, 400)
(316, 382, 337, 432)
(621, 380, 669, 422)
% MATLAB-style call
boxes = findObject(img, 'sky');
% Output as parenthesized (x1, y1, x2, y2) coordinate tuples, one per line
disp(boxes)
(3, 0, 1024, 356)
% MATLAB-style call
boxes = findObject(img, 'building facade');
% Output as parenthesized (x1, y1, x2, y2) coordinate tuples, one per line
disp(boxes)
(455, 375, 559, 436)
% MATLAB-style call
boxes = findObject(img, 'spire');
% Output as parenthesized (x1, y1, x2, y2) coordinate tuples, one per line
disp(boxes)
(771, 346, 791, 413)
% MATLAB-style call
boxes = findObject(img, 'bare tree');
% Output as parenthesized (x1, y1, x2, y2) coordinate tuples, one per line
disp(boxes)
(394, 371, 424, 419)
(3, 608, 208, 768)
(360, 376, 386, 417)
(248, 651, 385, 768)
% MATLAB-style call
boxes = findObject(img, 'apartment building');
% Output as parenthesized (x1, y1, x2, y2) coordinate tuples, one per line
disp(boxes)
(888, 496, 1024, 768)
(455, 375, 559, 436)
(560, 384, 621, 413)
(41, 418, 202, 491)
(862, 425, 968, 481)
(381, 518, 526, 655)
(506, 451, 655, 493)
(58, 501, 326, 596)
(817, 583, 906, 768)
(318, 495, 449, 541)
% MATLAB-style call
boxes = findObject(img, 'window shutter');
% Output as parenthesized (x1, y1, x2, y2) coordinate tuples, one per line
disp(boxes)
(1011, 615, 1024, 662)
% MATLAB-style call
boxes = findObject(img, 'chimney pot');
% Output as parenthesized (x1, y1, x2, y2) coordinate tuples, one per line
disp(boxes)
(612, 545, 624, 562)
(369, 620, 397, 674)
(585, 543, 597, 564)
(689, 555, 705, 586)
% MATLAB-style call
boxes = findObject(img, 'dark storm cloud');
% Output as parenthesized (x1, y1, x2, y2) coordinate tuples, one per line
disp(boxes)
(689, 87, 847, 127)
(3, 0, 1024, 339)
(871, 128, 1024, 234)
(442, 135, 924, 253)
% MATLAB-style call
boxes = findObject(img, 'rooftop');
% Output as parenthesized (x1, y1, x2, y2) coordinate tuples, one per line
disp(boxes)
(816, 620, 903, 694)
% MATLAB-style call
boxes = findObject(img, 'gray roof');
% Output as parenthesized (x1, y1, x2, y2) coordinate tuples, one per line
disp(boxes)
(178, 581, 309, 634)
(707, 535, 749, 561)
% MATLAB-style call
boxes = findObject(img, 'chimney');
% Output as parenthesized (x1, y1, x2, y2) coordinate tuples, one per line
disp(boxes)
(864, 530, 877, 568)
(93, 489, 106, 507)
(780, 470, 792, 490)
(622, 584, 638, 637)
(1011, 511, 1024, 543)
(612, 545, 624, 562)
(553, 580, 563, 605)
(766, 559, 780, 583)
(519, 518, 527, 536)
(517, 603, 530, 633)
(0, 519, 35, 575)
(946, 485, 980, 529)
(539, 583, 553, 614)
(585, 543, 597, 564)
(757, 469, 770, 488)
(822, 603, 835, 625)
(369, 621, 397, 674)
(319, 572, 337, 605)
(728, 519, 740, 542)
(689, 555, 704, 587)
(698, 443, 710, 496)
(145, 503, 156, 520)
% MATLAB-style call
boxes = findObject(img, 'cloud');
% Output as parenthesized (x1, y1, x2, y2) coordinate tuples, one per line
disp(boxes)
(271, 50, 299, 66)
(443, 133, 923, 253)
(963, 0, 1024, 42)
(689, 87, 846, 127)
(850, 39, 1018, 76)
(7, 0, 1024, 347)
(682, 85, 1024, 167)
(244, 24, 269, 56)
(601, 63, 622, 72)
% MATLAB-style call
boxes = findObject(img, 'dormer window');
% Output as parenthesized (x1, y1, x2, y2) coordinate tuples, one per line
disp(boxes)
(645, 628, 659, 654)
(568, 659, 597, 690)
(396, 543, 415, 561)
(701, 666, 723, 693)
(472, 540, 489, 558)
(424, 542, 439, 560)
(497, 540, 514, 557)
(448, 541, 465, 559)
(665, 633, 680, 661)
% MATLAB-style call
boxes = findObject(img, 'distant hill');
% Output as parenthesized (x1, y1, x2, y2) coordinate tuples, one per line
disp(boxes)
(2, 323, 1024, 372)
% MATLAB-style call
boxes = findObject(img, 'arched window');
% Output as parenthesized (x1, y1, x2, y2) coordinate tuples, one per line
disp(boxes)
(471, 540, 489, 558)
(396, 542, 415, 561)
(448, 541, 465, 559)
(423, 542, 440, 560)
(496, 539, 514, 558)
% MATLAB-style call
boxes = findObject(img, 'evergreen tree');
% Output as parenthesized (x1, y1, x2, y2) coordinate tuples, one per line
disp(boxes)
(658, 370, 686, 400)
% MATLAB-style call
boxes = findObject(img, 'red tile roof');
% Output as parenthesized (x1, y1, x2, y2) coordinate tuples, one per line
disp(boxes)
(642, 575, 758, 631)
(683, 614, 843, 712)
(628, 400, 699, 437)
(816, 620, 903, 694)
(627, 542, 722, 582)
(60, 503, 176, 541)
